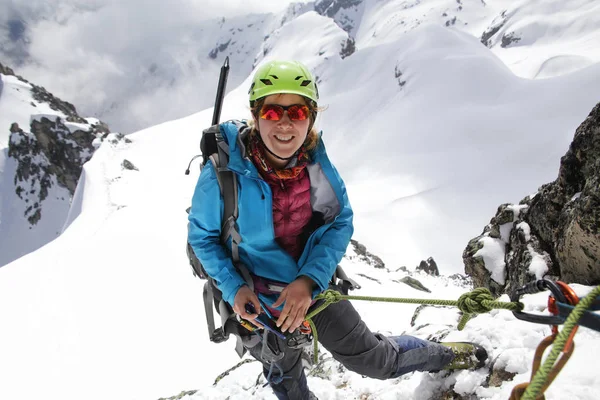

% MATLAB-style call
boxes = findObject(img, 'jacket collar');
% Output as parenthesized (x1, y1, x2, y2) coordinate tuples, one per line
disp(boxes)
(220, 119, 325, 178)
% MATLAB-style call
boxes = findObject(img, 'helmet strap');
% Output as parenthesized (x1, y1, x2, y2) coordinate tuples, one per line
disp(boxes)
(257, 133, 298, 161)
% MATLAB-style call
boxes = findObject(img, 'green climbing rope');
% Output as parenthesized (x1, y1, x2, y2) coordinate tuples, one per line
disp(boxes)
(521, 285, 600, 400)
(304, 287, 524, 364)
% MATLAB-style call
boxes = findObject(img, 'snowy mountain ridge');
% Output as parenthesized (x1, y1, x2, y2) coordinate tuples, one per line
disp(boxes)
(0, 63, 110, 266)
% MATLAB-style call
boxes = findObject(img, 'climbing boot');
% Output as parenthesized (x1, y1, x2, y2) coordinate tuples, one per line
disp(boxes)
(440, 342, 488, 370)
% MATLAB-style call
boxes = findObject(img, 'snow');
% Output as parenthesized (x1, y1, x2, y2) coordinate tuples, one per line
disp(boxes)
(475, 237, 507, 285)
(1, 1, 600, 399)
(65, 121, 95, 133)
(453, 370, 488, 395)
(527, 245, 550, 279)
(507, 204, 529, 220)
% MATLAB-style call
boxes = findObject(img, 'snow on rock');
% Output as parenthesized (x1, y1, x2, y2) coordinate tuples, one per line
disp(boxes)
(474, 236, 507, 285)
(0, 63, 111, 266)
(526, 245, 549, 279)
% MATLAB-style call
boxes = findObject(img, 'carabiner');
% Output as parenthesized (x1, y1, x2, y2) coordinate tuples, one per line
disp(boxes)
(510, 279, 568, 326)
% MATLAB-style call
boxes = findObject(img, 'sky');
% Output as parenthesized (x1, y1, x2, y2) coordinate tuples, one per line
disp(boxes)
(0, 0, 307, 133)
(1, 0, 600, 399)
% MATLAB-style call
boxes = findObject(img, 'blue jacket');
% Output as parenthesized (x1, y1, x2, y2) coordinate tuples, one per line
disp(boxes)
(188, 120, 354, 307)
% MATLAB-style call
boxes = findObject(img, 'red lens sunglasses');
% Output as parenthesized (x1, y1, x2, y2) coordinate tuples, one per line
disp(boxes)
(259, 104, 311, 121)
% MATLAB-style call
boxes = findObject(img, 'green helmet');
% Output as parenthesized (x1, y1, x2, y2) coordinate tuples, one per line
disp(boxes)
(248, 60, 319, 106)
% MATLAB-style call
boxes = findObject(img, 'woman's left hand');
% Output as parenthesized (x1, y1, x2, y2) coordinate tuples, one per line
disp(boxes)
(272, 276, 315, 333)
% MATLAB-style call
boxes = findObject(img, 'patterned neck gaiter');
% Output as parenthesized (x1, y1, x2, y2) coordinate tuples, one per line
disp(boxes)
(247, 133, 310, 180)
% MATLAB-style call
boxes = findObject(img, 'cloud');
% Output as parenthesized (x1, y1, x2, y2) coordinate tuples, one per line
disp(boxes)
(2, 0, 306, 131)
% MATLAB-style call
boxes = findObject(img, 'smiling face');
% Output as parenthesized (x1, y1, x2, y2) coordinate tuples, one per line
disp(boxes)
(255, 93, 311, 169)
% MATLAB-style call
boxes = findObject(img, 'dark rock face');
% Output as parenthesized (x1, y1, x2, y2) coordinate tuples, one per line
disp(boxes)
(480, 11, 507, 48)
(399, 276, 431, 293)
(0, 62, 15, 76)
(8, 117, 102, 224)
(416, 257, 439, 276)
(535, 102, 600, 283)
(489, 371, 518, 389)
(339, 37, 356, 59)
(500, 32, 521, 48)
(0, 61, 27, 83)
(209, 39, 232, 59)
(3, 62, 111, 225)
(30, 85, 87, 124)
(122, 159, 138, 171)
(349, 239, 385, 269)
(394, 66, 407, 87)
(464, 103, 600, 295)
(315, 0, 362, 19)
(314, 0, 363, 38)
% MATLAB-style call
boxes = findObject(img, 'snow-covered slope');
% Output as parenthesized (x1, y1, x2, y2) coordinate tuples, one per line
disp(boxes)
(345, 0, 600, 79)
(318, 24, 600, 275)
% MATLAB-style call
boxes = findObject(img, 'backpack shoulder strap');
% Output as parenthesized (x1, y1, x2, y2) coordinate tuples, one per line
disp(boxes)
(208, 133, 254, 291)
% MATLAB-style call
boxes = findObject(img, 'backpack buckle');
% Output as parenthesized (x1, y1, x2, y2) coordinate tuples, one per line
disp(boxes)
(209, 327, 229, 343)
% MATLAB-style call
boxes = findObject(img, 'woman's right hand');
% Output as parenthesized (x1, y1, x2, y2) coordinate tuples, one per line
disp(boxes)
(233, 285, 264, 328)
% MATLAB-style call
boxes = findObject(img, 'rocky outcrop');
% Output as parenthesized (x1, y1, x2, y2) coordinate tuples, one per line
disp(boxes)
(8, 116, 106, 224)
(0, 62, 16, 76)
(398, 276, 431, 293)
(314, 0, 363, 48)
(500, 32, 521, 48)
(314, 0, 362, 21)
(0, 61, 28, 83)
(480, 11, 508, 47)
(534, 103, 600, 283)
(209, 39, 232, 59)
(339, 37, 356, 59)
(30, 85, 89, 125)
(4, 63, 110, 225)
(394, 65, 407, 88)
(416, 257, 439, 276)
(349, 239, 385, 269)
(464, 103, 600, 295)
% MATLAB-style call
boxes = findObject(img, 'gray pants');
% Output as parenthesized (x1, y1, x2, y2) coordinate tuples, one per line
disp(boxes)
(246, 296, 454, 400)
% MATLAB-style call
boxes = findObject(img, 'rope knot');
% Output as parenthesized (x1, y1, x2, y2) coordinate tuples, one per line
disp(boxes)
(321, 289, 345, 304)
(457, 288, 495, 314)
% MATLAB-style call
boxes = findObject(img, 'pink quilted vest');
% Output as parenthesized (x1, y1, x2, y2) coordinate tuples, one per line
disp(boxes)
(261, 167, 312, 260)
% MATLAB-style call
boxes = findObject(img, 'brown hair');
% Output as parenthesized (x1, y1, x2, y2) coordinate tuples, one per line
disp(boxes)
(249, 95, 321, 151)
